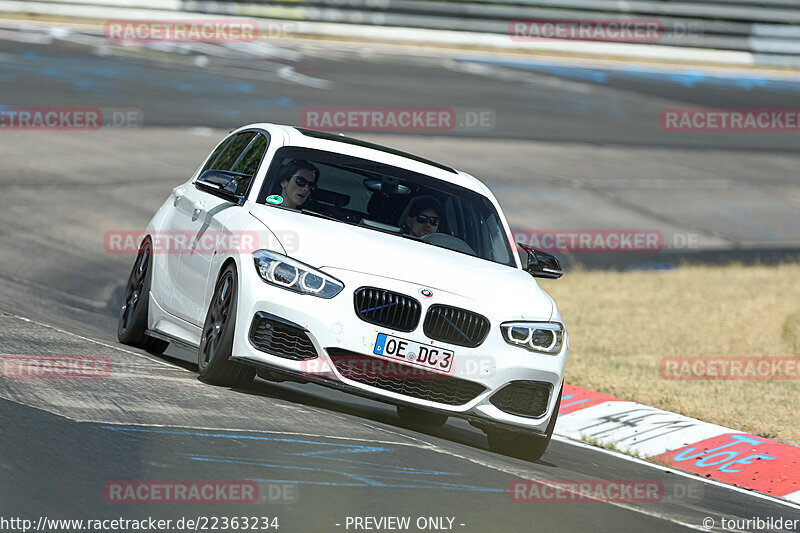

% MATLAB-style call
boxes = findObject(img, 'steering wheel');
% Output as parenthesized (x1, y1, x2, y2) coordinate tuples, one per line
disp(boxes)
(420, 232, 476, 256)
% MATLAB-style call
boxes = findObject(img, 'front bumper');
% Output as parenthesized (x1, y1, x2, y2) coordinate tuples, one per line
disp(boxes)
(231, 267, 567, 435)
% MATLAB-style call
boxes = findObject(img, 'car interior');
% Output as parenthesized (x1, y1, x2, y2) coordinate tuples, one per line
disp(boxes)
(256, 148, 516, 267)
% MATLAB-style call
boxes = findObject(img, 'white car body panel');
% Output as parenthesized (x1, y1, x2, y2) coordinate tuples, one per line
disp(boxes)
(246, 204, 551, 316)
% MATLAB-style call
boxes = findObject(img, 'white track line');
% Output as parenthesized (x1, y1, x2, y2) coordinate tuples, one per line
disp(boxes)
(3, 311, 798, 525)
(550, 434, 800, 511)
(0, 312, 191, 371)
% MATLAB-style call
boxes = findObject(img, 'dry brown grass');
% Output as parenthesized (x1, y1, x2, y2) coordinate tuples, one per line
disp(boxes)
(540, 263, 800, 446)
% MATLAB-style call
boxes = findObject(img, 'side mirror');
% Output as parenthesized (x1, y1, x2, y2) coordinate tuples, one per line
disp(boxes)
(195, 170, 250, 205)
(518, 243, 563, 279)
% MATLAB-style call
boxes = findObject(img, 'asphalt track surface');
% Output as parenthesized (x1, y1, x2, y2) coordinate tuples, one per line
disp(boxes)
(1, 22, 800, 532)
(2, 23, 800, 260)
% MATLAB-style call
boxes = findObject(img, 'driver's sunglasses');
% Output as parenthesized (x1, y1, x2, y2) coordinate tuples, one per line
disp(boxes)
(293, 175, 318, 191)
(415, 214, 440, 226)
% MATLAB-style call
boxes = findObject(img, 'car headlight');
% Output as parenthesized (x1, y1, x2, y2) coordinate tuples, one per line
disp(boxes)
(500, 322, 564, 354)
(253, 250, 344, 299)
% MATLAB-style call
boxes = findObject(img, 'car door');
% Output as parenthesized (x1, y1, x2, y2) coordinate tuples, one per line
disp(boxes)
(155, 134, 235, 318)
(174, 131, 270, 326)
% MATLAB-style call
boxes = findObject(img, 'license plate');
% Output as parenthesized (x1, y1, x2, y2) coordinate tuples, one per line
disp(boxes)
(373, 333, 455, 373)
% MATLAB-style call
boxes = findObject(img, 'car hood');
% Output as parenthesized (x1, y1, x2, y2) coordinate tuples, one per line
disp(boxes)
(249, 204, 554, 319)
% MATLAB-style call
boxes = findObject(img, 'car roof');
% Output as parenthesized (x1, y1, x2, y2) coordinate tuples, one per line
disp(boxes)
(238, 123, 492, 197)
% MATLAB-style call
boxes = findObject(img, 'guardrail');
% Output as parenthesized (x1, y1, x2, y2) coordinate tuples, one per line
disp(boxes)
(186, 0, 800, 65)
(5, 0, 800, 65)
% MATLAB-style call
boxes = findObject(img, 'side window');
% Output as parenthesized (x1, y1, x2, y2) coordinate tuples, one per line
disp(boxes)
(484, 213, 511, 265)
(207, 132, 257, 172)
(232, 134, 269, 196)
(232, 134, 269, 176)
(200, 137, 233, 174)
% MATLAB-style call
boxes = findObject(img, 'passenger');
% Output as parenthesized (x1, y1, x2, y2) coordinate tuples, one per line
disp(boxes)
(278, 160, 320, 209)
(404, 197, 443, 238)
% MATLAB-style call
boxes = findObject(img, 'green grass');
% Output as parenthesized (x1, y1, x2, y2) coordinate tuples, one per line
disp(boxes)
(541, 263, 800, 446)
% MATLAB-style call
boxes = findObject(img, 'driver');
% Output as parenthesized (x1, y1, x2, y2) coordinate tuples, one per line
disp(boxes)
(404, 196, 443, 238)
(278, 160, 320, 209)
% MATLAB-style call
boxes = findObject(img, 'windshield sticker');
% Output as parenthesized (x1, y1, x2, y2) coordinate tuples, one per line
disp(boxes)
(266, 194, 284, 205)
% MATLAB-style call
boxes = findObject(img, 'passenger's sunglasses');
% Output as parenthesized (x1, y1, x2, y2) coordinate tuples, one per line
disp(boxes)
(293, 175, 318, 191)
(415, 214, 440, 226)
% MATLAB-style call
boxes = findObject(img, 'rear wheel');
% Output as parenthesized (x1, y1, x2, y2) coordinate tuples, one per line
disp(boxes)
(487, 387, 562, 462)
(117, 238, 169, 354)
(396, 405, 448, 428)
(197, 263, 255, 387)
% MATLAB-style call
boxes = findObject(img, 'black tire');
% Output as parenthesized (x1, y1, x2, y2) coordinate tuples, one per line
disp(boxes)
(487, 386, 562, 462)
(117, 238, 169, 354)
(397, 405, 448, 428)
(197, 263, 255, 387)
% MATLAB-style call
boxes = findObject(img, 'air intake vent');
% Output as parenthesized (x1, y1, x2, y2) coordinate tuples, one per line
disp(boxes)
(353, 287, 421, 332)
(249, 312, 318, 361)
(423, 305, 490, 348)
(490, 381, 552, 418)
(327, 349, 486, 406)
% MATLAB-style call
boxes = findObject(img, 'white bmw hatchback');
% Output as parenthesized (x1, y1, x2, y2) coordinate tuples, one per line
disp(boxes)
(118, 123, 568, 461)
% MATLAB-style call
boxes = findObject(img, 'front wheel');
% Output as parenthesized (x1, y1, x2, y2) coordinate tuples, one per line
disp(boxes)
(197, 263, 254, 387)
(117, 238, 169, 354)
(487, 387, 562, 462)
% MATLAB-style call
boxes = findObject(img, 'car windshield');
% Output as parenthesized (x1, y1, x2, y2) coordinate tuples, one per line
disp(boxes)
(257, 147, 517, 267)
